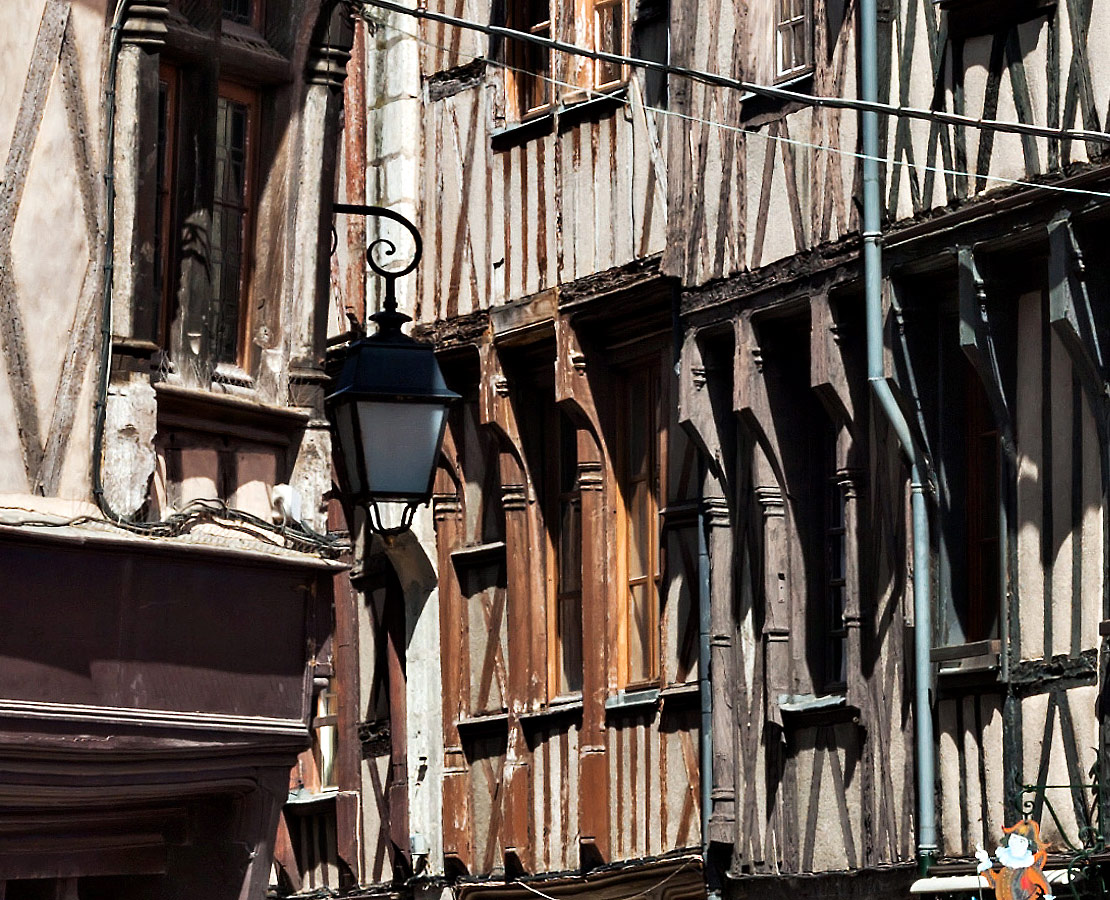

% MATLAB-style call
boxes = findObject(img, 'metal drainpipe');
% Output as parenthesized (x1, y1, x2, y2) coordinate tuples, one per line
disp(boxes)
(698, 502, 719, 897)
(859, 0, 937, 873)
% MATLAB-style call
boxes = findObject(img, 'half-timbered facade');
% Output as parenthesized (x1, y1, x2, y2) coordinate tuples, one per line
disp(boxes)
(323, 1, 1110, 900)
(0, 0, 352, 895)
(323, 3, 705, 899)
(671, 0, 1110, 897)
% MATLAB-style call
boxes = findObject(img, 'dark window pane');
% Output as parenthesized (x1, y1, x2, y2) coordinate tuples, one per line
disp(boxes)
(212, 95, 251, 364)
(223, 0, 252, 24)
(526, 0, 549, 26)
(627, 582, 651, 682)
(596, 2, 624, 84)
(557, 590, 583, 695)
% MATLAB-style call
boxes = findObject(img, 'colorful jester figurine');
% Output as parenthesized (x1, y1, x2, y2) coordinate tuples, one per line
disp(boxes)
(976, 819, 1054, 900)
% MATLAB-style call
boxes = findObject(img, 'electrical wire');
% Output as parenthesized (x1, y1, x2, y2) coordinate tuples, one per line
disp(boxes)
(349, 0, 1110, 147)
(0, 499, 349, 556)
(510, 859, 698, 900)
(359, 11, 1110, 202)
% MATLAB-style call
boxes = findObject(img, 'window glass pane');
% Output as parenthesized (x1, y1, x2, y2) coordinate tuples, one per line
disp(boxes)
(627, 582, 651, 682)
(627, 377, 648, 479)
(559, 416, 577, 494)
(596, 2, 624, 84)
(793, 22, 806, 69)
(524, 0, 549, 26)
(223, 0, 252, 23)
(559, 496, 581, 592)
(829, 531, 845, 581)
(521, 40, 550, 112)
(628, 480, 649, 580)
(212, 95, 251, 364)
(558, 591, 583, 695)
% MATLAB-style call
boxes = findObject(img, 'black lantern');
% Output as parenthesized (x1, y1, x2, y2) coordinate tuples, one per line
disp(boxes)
(326, 205, 459, 533)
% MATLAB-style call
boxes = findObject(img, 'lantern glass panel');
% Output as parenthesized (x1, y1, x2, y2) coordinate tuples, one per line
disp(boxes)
(356, 400, 448, 498)
(334, 403, 364, 497)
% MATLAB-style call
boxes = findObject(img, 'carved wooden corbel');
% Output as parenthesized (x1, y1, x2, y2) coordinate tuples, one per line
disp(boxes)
(733, 315, 787, 492)
(678, 328, 729, 485)
(810, 293, 855, 428)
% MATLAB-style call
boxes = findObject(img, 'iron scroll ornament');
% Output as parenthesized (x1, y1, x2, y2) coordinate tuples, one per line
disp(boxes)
(332, 203, 423, 337)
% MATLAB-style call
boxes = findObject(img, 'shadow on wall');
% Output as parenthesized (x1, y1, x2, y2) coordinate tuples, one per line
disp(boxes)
(372, 530, 438, 647)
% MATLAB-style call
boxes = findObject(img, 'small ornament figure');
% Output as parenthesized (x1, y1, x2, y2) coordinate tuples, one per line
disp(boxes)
(976, 819, 1054, 900)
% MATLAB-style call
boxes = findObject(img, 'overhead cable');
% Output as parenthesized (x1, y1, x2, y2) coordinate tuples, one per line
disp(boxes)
(349, 0, 1110, 146)
(362, 12, 1110, 202)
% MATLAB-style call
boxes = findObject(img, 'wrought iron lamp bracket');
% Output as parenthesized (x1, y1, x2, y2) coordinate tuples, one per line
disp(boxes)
(333, 203, 422, 338)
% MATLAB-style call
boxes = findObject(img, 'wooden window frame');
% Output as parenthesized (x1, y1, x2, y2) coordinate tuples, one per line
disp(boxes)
(592, 0, 630, 91)
(775, 0, 814, 83)
(824, 470, 849, 691)
(544, 407, 583, 702)
(312, 679, 339, 791)
(506, 1, 554, 120)
(616, 363, 663, 689)
(963, 366, 1001, 644)
(505, 0, 631, 122)
(212, 80, 260, 369)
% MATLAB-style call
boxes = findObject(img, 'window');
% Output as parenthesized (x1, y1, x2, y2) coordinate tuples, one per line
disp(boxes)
(824, 466, 848, 689)
(964, 363, 1001, 643)
(507, 0, 553, 119)
(901, 289, 1002, 649)
(549, 410, 583, 698)
(223, 0, 260, 28)
(504, 0, 630, 120)
(155, 63, 179, 343)
(775, 0, 813, 82)
(620, 366, 661, 686)
(594, 0, 629, 89)
(212, 83, 259, 366)
(313, 679, 338, 790)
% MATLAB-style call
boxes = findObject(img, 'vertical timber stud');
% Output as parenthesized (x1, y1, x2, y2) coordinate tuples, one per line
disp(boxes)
(1047, 214, 1110, 834)
(555, 316, 611, 866)
(116, 1, 169, 352)
(480, 340, 535, 874)
(434, 466, 473, 873)
(678, 328, 738, 854)
(331, 496, 365, 880)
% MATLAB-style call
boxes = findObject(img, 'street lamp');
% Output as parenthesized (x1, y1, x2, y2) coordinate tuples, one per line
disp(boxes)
(326, 205, 459, 534)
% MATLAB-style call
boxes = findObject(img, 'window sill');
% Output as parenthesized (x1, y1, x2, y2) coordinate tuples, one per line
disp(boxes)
(449, 540, 507, 565)
(605, 687, 660, 715)
(659, 681, 701, 710)
(557, 87, 628, 130)
(155, 382, 309, 446)
(777, 692, 846, 714)
(931, 639, 1001, 675)
(456, 711, 510, 735)
(491, 113, 555, 151)
(286, 786, 338, 807)
(740, 72, 814, 125)
(490, 87, 629, 150)
(777, 692, 857, 724)
(519, 697, 584, 727)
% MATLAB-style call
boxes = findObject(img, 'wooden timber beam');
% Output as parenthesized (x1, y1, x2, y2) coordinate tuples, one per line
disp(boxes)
(555, 316, 612, 866)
